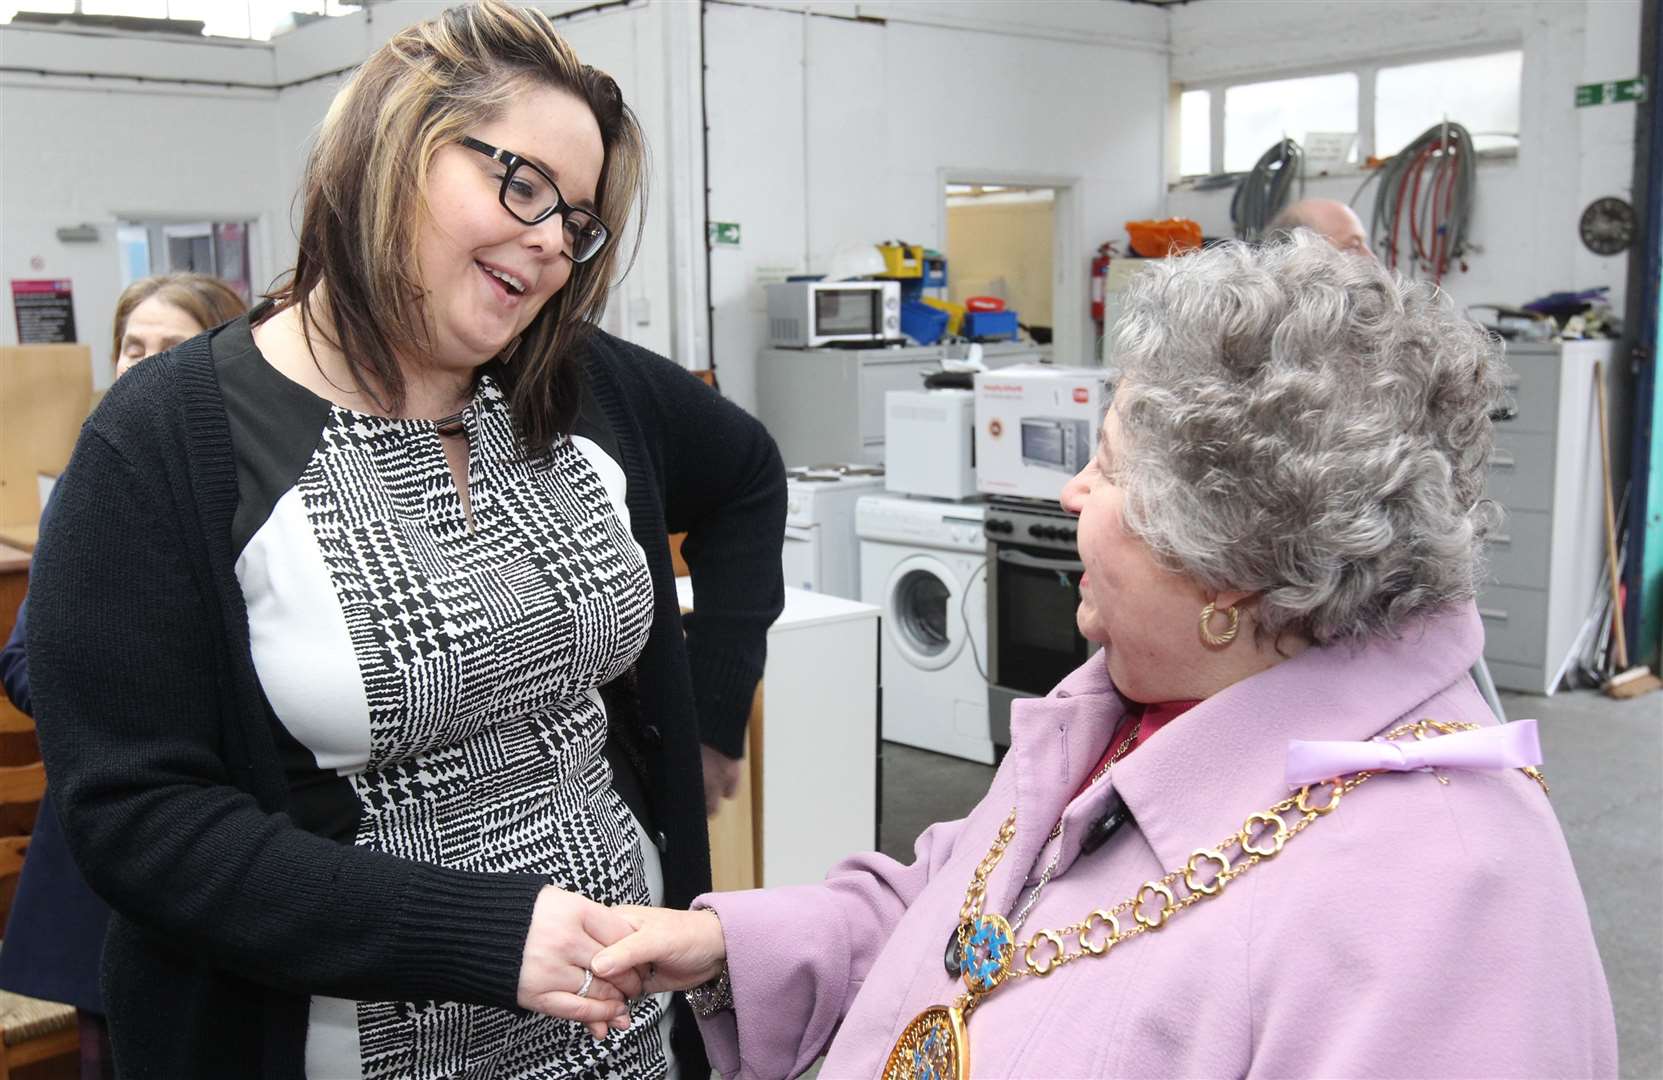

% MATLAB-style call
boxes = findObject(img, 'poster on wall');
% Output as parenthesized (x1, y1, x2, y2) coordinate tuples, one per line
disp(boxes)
(10, 279, 77, 344)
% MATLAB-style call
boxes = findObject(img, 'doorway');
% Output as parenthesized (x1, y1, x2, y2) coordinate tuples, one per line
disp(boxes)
(939, 170, 1081, 363)
(944, 184, 1056, 343)
(116, 218, 258, 302)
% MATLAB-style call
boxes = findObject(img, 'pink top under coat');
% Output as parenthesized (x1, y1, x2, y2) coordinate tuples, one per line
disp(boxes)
(696, 602, 1617, 1079)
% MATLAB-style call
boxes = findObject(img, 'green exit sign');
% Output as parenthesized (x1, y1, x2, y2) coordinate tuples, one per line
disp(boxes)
(1576, 77, 1646, 107)
(708, 221, 741, 247)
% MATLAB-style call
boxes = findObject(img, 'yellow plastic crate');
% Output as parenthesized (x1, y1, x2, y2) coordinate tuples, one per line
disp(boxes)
(877, 243, 924, 279)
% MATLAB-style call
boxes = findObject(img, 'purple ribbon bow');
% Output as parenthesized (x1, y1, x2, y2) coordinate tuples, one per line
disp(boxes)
(1285, 720, 1542, 787)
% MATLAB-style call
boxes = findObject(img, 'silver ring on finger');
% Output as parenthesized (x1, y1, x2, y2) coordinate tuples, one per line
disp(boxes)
(576, 968, 595, 999)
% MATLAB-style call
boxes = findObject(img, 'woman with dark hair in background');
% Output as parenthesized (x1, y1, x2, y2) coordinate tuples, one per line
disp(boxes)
(25, 2, 783, 1077)
(0, 271, 245, 1080)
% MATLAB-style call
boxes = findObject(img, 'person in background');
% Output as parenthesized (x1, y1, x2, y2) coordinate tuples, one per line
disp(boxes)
(0, 272, 244, 1080)
(588, 235, 1615, 1079)
(26, 2, 782, 1077)
(111, 273, 247, 378)
(1268, 196, 1373, 257)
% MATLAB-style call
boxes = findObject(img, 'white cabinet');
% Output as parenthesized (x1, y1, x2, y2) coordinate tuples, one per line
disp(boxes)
(1479, 340, 1617, 694)
(682, 580, 880, 888)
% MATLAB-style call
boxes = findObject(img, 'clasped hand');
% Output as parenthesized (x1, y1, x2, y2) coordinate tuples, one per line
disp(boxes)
(517, 889, 728, 1042)
(516, 886, 644, 1041)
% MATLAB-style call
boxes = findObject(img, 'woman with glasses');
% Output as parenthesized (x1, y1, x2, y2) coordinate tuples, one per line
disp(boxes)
(27, 3, 783, 1078)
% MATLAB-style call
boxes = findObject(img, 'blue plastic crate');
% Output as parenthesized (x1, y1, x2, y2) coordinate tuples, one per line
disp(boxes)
(962, 309, 1018, 341)
(901, 299, 950, 344)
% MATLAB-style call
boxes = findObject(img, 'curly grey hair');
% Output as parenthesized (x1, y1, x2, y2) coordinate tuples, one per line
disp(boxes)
(1108, 230, 1507, 645)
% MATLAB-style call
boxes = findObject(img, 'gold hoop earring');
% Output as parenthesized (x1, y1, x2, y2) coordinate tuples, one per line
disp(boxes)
(1199, 601, 1240, 647)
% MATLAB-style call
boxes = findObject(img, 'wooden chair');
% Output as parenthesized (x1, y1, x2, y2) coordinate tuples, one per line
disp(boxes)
(0, 762, 78, 1079)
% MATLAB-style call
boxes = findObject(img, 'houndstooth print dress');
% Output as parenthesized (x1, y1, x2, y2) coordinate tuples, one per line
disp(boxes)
(227, 358, 668, 1079)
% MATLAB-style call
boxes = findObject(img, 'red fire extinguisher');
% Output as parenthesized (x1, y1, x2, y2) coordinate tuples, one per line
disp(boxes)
(1090, 242, 1115, 331)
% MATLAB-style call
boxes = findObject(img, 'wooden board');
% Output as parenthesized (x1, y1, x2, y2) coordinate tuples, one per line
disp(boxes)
(0, 345, 91, 526)
(0, 526, 36, 553)
(705, 684, 763, 893)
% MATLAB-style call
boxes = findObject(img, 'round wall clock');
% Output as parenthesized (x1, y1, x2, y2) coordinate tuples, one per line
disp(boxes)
(1579, 197, 1636, 255)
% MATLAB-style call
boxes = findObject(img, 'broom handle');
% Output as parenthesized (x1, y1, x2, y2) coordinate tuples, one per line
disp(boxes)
(1594, 360, 1629, 671)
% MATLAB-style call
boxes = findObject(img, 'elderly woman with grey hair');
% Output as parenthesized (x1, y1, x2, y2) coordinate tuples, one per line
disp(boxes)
(590, 233, 1617, 1079)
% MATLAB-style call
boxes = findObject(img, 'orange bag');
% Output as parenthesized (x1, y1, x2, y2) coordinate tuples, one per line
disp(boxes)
(1124, 218, 1203, 258)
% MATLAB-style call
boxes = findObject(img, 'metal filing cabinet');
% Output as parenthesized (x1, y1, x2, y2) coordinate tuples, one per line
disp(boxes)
(756, 344, 1049, 467)
(756, 345, 944, 466)
(1478, 340, 1618, 694)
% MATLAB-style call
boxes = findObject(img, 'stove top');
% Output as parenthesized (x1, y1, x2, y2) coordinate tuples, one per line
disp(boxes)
(787, 463, 886, 484)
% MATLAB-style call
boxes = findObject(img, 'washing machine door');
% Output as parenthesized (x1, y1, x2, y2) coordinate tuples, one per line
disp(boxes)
(883, 553, 965, 672)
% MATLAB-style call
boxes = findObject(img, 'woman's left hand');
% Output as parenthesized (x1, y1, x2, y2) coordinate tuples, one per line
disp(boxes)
(591, 905, 727, 994)
(701, 746, 743, 815)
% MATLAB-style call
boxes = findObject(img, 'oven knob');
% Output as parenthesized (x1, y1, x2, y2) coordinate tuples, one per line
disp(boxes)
(1027, 524, 1044, 538)
(787, 498, 800, 515)
(1063, 527, 1077, 541)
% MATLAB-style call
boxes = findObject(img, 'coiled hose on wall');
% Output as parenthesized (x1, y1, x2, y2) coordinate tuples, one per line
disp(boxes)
(1368, 120, 1476, 285)
(1231, 138, 1304, 242)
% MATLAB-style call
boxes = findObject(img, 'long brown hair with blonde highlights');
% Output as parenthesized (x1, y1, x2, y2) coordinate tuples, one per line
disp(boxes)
(268, 0, 647, 455)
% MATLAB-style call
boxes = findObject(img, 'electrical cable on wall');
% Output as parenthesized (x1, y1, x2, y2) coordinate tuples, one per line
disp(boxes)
(1369, 119, 1476, 286)
(1231, 137, 1304, 242)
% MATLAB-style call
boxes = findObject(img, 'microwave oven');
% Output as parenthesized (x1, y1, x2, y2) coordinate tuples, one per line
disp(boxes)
(767, 280, 901, 348)
(885, 388, 977, 500)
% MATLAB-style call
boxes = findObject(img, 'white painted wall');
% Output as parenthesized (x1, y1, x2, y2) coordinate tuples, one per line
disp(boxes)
(0, 27, 283, 385)
(8, 0, 1640, 403)
(706, 1, 1170, 414)
(0, 0, 688, 386)
(1165, 0, 1643, 318)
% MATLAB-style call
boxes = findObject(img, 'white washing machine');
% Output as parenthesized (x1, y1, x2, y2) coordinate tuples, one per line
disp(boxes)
(857, 494, 993, 764)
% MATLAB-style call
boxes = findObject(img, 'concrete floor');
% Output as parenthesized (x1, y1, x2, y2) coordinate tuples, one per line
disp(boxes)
(877, 687, 1662, 1078)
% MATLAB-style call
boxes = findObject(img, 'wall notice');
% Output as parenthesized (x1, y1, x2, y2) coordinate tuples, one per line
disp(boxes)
(11, 279, 77, 344)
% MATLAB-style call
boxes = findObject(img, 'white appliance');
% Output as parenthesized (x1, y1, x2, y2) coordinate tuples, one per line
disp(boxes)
(884, 389, 977, 501)
(782, 464, 887, 600)
(766, 280, 902, 347)
(857, 495, 993, 764)
(974, 364, 1111, 502)
(678, 578, 880, 888)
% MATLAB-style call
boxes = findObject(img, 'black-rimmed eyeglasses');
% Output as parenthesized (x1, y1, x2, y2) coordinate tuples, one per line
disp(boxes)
(460, 136, 610, 264)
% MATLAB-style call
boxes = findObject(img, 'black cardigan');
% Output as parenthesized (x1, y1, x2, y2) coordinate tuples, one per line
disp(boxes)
(28, 321, 785, 1078)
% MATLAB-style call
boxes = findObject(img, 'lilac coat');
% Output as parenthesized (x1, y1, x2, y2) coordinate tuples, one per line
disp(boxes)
(697, 604, 1616, 1078)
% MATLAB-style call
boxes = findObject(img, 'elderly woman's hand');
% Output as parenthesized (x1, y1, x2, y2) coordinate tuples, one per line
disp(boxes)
(590, 905, 727, 994)
(516, 885, 644, 1041)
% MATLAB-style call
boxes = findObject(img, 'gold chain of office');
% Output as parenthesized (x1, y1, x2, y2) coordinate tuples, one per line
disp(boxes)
(881, 718, 1549, 1080)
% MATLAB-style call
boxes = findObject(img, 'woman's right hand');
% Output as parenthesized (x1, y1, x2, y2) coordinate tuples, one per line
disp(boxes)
(590, 905, 727, 994)
(517, 885, 645, 1041)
